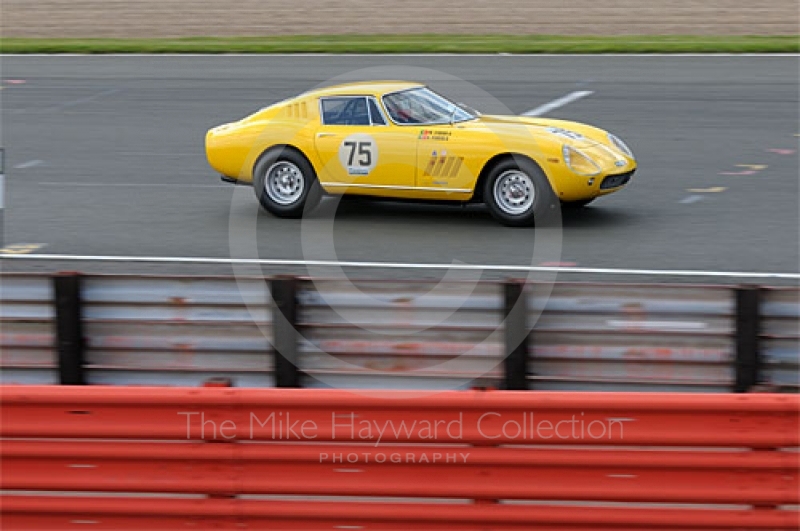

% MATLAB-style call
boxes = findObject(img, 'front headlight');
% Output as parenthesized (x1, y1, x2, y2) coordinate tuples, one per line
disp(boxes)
(563, 145, 601, 176)
(608, 133, 634, 159)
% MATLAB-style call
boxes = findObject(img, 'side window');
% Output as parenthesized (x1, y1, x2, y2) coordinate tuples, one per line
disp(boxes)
(320, 97, 370, 126)
(368, 98, 387, 125)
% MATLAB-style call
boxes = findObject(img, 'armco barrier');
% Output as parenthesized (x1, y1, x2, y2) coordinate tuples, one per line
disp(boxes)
(297, 278, 505, 389)
(1, 273, 274, 387)
(1, 272, 798, 391)
(1, 386, 798, 529)
(526, 282, 738, 392)
(762, 287, 800, 389)
(0, 274, 56, 383)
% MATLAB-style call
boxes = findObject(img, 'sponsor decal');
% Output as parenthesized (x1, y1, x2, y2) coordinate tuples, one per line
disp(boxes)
(419, 129, 452, 141)
(424, 154, 463, 178)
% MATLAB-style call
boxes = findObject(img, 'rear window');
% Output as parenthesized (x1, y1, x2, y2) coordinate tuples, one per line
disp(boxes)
(320, 97, 370, 126)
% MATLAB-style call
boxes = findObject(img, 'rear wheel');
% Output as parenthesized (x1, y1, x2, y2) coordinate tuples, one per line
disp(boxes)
(253, 148, 321, 218)
(483, 157, 556, 227)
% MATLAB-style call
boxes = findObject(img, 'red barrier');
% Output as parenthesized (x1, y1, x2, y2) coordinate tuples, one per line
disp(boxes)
(1, 386, 798, 530)
(2, 386, 798, 445)
(3, 440, 798, 504)
(2, 497, 798, 530)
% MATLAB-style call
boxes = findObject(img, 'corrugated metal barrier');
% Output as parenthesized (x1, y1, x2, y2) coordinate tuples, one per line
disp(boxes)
(81, 275, 273, 386)
(0, 274, 56, 383)
(1, 273, 797, 391)
(1, 274, 273, 386)
(528, 282, 735, 392)
(762, 287, 800, 391)
(298, 279, 503, 389)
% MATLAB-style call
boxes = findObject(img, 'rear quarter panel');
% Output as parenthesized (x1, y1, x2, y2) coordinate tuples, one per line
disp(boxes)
(206, 98, 319, 183)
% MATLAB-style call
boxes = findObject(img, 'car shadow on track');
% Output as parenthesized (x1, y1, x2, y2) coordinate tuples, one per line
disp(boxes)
(559, 205, 638, 229)
(305, 197, 636, 229)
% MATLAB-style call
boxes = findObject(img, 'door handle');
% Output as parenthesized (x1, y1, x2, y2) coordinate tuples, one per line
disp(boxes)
(316, 132, 336, 138)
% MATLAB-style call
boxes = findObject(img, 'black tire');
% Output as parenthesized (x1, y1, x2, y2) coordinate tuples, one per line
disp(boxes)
(253, 147, 322, 218)
(562, 198, 596, 209)
(483, 156, 557, 227)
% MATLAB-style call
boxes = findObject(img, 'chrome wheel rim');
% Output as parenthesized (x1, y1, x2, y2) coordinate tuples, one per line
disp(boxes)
(265, 161, 305, 206)
(493, 170, 535, 215)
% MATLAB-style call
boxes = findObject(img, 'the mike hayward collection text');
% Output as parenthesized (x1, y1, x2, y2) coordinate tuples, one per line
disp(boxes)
(178, 411, 632, 444)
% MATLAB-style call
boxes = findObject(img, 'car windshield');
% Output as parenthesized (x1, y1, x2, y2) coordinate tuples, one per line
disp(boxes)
(382, 87, 477, 125)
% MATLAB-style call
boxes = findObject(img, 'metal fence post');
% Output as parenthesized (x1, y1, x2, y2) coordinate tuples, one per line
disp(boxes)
(0, 148, 5, 249)
(53, 272, 86, 385)
(271, 276, 301, 388)
(503, 280, 529, 390)
(734, 286, 761, 393)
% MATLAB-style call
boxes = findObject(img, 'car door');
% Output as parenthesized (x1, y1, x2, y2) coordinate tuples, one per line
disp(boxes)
(415, 125, 472, 191)
(313, 96, 417, 191)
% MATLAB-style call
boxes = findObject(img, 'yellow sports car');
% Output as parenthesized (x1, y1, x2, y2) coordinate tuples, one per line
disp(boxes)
(206, 81, 636, 226)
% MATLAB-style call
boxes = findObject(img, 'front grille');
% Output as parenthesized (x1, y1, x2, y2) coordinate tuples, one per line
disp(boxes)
(600, 170, 635, 190)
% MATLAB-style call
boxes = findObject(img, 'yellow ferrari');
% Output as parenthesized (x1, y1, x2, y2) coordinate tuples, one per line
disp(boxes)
(206, 81, 636, 226)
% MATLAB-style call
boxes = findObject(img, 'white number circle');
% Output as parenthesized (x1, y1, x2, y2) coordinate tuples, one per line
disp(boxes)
(338, 133, 378, 176)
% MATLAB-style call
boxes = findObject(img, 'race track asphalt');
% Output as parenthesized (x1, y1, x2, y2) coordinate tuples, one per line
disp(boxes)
(1, 55, 798, 283)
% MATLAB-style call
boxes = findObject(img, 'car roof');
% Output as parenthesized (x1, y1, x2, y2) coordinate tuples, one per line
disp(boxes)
(302, 81, 424, 98)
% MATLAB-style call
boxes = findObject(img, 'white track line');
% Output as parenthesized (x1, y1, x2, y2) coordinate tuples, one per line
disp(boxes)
(14, 160, 43, 170)
(679, 195, 705, 204)
(522, 90, 594, 116)
(1, 253, 798, 280)
(38, 182, 229, 188)
(48, 88, 120, 111)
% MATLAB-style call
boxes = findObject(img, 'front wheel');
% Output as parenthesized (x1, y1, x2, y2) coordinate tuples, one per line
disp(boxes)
(483, 157, 557, 227)
(253, 148, 321, 218)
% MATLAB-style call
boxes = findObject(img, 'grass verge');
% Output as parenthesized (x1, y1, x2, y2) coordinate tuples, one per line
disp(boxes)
(2, 35, 798, 54)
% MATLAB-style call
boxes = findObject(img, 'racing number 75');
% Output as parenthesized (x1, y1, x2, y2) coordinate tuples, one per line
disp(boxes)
(343, 141, 372, 167)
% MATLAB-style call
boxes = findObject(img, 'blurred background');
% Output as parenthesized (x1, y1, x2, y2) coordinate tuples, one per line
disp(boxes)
(3, 0, 799, 38)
